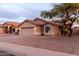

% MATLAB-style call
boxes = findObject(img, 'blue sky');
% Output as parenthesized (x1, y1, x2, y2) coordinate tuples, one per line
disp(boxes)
(0, 3, 53, 23)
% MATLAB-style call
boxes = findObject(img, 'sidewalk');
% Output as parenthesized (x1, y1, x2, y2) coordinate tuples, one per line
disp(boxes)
(0, 42, 75, 56)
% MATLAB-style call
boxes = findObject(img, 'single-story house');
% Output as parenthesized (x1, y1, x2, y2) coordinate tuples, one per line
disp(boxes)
(19, 18, 61, 36)
(3, 21, 20, 34)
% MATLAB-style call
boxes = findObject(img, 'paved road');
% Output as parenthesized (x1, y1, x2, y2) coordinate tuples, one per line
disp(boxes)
(0, 42, 75, 56)
(0, 50, 14, 56)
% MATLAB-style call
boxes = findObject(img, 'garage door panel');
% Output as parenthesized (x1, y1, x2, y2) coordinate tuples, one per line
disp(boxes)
(21, 27, 34, 35)
(22, 27, 34, 29)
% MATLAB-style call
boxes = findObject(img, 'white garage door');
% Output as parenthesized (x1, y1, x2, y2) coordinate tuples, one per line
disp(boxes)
(21, 27, 34, 35)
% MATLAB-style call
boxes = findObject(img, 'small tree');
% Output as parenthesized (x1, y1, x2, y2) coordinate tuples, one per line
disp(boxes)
(40, 3, 79, 37)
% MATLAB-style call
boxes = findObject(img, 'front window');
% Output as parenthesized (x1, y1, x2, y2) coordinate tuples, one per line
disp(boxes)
(45, 26, 50, 33)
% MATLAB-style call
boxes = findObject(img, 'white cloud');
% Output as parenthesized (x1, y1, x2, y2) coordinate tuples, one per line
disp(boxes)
(0, 16, 34, 24)
(0, 3, 51, 23)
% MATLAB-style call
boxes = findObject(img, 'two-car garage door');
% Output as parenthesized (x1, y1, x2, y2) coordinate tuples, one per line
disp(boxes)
(21, 27, 34, 35)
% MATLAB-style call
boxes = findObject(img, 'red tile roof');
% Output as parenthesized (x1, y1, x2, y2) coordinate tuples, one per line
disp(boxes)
(19, 18, 62, 27)
(3, 21, 20, 27)
(33, 18, 62, 26)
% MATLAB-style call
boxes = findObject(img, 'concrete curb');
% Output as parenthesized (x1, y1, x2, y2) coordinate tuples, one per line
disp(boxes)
(0, 42, 75, 56)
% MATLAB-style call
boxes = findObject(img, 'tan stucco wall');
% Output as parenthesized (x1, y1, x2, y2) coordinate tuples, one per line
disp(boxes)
(20, 22, 35, 28)
(34, 25, 42, 35)
(44, 24, 60, 36)
(0, 27, 4, 34)
(16, 27, 21, 34)
(53, 25, 61, 36)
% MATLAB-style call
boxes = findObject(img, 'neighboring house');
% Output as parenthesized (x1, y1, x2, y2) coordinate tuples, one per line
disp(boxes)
(71, 20, 79, 35)
(72, 25, 79, 35)
(19, 18, 61, 36)
(3, 21, 20, 34)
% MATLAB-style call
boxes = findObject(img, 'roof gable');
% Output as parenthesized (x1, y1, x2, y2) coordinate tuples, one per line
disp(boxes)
(33, 18, 47, 25)
(19, 20, 36, 27)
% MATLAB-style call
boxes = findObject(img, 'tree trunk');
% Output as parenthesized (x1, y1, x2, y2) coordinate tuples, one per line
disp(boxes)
(67, 23, 73, 37)
(68, 27, 72, 37)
